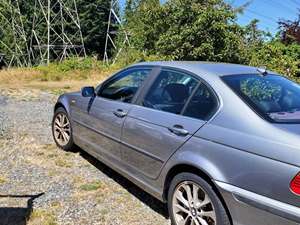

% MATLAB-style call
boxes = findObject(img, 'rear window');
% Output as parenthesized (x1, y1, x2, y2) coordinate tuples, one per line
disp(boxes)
(222, 74, 300, 123)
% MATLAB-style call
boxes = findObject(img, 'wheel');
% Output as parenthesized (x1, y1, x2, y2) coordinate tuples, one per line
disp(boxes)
(168, 172, 231, 225)
(52, 107, 76, 151)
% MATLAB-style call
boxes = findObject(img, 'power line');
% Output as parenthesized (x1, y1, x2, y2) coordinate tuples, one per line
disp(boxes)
(246, 8, 278, 24)
(30, 0, 86, 65)
(103, 0, 130, 64)
(0, 0, 29, 67)
(261, 0, 298, 14)
(288, 0, 300, 8)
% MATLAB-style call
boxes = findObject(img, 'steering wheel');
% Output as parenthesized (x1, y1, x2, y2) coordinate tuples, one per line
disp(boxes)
(143, 99, 161, 110)
(113, 87, 134, 102)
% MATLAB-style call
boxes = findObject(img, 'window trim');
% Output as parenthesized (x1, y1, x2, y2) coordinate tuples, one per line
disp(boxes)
(221, 73, 300, 124)
(96, 66, 155, 104)
(136, 66, 220, 121)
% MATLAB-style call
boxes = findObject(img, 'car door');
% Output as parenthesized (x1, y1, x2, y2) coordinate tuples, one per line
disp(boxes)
(75, 67, 153, 164)
(121, 68, 219, 179)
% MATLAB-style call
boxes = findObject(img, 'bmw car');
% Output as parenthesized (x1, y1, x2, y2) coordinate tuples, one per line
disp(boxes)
(52, 61, 300, 225)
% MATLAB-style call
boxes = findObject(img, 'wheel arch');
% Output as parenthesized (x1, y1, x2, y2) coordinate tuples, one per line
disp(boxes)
(54, 95, 71, 115)
(163, 163, 233, 224)
(54, 102, 66, 112)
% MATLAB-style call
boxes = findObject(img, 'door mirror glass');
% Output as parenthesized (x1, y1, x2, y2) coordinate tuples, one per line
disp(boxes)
(81, 86, 95, 97)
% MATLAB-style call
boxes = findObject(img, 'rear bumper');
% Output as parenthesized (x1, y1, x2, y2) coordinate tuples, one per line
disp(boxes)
(216, 181, 300, 225)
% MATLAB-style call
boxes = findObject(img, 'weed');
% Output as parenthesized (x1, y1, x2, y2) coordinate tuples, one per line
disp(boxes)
(55, 158, 72, 168)
(79, 181, 104, 191)
(28, 209, 57, 225)
(0, 176, 6, 184)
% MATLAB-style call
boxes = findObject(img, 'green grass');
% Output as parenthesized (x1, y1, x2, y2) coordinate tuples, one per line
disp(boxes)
(79, 181, 104, 191)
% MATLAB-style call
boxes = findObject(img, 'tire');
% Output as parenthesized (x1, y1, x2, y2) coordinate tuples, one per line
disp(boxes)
(52, 107, 76, 151)
(168, 172, 231, 225)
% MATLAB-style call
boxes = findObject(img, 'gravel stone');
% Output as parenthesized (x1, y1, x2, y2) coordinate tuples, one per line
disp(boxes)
(0, 88, 170, 225)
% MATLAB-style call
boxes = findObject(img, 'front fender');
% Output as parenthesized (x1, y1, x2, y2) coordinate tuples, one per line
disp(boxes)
(54, 94, 74, 115)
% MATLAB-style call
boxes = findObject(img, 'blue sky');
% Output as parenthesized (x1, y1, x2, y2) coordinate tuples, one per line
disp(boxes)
(119, 0, 299, 35)
(229, 0, 299, 34)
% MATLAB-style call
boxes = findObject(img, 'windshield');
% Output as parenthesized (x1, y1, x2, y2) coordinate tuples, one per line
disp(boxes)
(222, 74, 300, 123)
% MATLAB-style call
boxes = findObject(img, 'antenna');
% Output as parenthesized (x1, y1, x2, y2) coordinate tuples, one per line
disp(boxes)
(103, 0, 130, 64)
(0, 0, 30, 67)
(257, 66, 268, 76)
(30, 0, 86, 65)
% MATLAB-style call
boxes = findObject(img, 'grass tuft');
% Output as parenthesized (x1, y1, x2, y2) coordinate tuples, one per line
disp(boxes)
(55, 158, 72, 168)
(79, 181, 104, 191)
(28, 209, 57, 225)
(0, 176, 6, 184)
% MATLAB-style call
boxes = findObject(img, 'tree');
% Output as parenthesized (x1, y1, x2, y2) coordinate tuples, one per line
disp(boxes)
(124, 0, 249, 63)
(279, 13, 300, 45)
(76, 0, 111, 57)
(249, 41, 300, 78)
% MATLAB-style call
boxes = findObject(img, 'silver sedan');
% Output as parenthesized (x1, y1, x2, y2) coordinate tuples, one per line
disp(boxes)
(52, 61, 300, 225)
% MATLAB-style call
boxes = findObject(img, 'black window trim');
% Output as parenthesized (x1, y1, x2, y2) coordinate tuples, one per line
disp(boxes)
(221, 73, 300, 124)
(135, 66, 220, 122)
(96, 65, 156, 104)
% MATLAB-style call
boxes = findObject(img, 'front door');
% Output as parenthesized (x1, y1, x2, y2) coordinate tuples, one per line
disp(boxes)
(86, 67, 152, 163)
(121, 68, 219, 179)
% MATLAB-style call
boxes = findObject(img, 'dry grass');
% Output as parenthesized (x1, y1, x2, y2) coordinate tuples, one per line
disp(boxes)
(0, 68, 41, 85)
(28, 209, 58, 225)
(0, 175, 7, 184)
(54, 158, 72, 168)
(0, 61, 120, 94)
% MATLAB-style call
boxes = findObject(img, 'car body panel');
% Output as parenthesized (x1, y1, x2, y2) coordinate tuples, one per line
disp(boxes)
(121, 104, 206, 179)
(84, 97, 132, 162)
(54, 62, 300, 225)
(158, 136, 300, 206)
(217, 182, 300, 225)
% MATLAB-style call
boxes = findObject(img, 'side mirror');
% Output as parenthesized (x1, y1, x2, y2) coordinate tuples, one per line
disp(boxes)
(81, 86, 95, 97)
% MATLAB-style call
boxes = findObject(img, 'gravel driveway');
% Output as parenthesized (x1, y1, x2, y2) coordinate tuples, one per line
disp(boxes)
(0, 88, 170, 225)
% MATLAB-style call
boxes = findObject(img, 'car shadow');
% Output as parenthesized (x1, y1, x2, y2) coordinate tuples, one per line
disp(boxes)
(0, 193, 44, 225)
(78, 149, 169, 219)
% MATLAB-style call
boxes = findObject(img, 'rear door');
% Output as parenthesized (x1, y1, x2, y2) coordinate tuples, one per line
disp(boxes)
(121, 68, 219, 179)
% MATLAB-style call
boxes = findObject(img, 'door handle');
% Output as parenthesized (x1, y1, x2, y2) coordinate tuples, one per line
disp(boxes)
(168, 125, 189, 136)
(113, 109, 127, 118)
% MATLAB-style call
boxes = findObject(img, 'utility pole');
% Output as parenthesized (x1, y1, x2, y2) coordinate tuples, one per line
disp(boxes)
(30, 0, 86, 65)
(0, 0, 30, 67)
(103, 0, 130, 64)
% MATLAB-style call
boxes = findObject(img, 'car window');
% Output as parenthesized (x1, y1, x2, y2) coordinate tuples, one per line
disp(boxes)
(143, 69, 198, 114)
(222, 74, 300, 123)
(99, 68, 151, 103)
(183, 83, 218, 120)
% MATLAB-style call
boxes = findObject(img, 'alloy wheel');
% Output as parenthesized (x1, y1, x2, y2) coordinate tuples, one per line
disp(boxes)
(53, 113, 71, 146)
(172, 181, 217, 225)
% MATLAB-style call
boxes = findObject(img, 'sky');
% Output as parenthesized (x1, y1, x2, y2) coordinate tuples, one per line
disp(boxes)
(119, 0, 299, 35)
(228, 0, 299, 34)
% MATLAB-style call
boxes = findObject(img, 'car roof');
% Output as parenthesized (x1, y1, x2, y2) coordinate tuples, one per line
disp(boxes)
(133, 61, 273, 77)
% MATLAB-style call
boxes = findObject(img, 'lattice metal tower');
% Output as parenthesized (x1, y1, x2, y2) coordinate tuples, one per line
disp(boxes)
(103, 0, 130, 64)
(30, 0, 86, 65)
(0, 0, 30, 67)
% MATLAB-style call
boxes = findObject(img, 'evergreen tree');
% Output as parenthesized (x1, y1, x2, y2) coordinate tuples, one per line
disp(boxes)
(76, 0, 111, 57)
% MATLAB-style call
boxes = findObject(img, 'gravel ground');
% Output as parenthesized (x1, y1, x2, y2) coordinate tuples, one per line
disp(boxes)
(0, 88, 170, 225)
